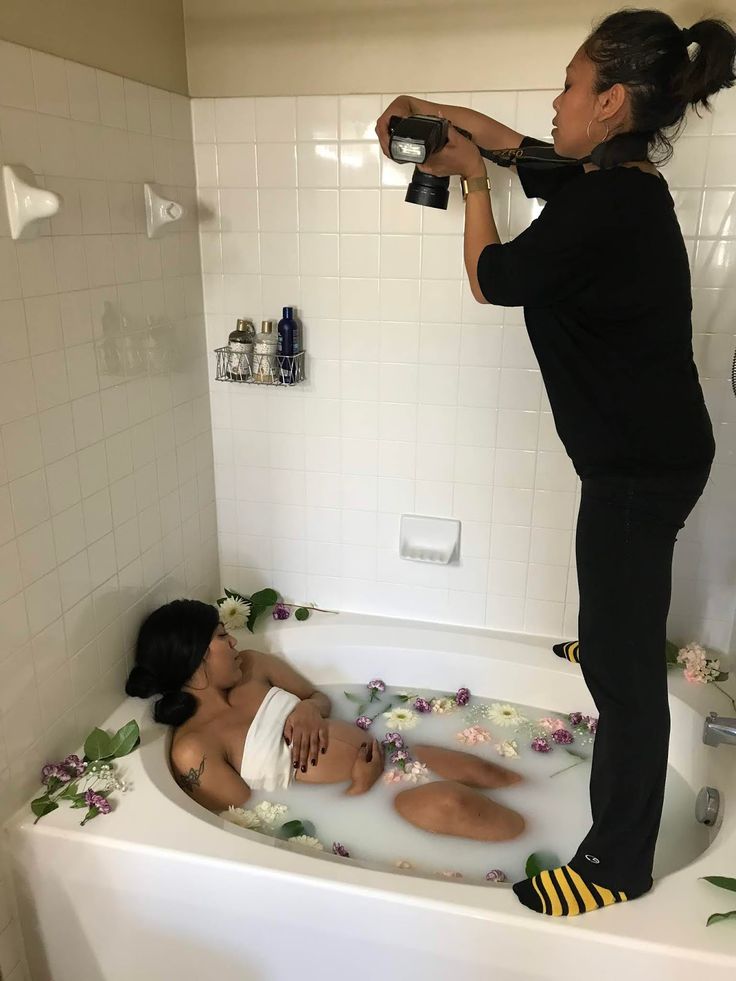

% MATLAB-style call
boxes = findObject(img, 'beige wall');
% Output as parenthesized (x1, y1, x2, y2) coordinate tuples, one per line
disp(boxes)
(183, 0, 710, 97)
(0, 0, 188, 94)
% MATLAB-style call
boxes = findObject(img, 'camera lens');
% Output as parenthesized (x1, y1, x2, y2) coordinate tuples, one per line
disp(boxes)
(405, 167, 450, 210)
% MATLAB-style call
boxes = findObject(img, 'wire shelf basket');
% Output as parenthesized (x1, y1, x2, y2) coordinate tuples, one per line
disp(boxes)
(214, 347, 306, 386)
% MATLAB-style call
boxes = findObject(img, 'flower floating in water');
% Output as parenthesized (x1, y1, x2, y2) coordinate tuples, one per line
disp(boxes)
(586, 717, 598, 734)
(551, 729, 574, 745)
(395, 859, 414, 869)
(333, 842, 350, 857)
(383, 732, 405, 750)
(272, 602, 290, 621)
(441, 870, 463, 879)
(402, 761, 429, 784)
(368, 678, 385, 693)
(383, 770, 404, 784)
(486, 703, 528, 728)
(538, 717, 568, 733)
(414, 697, 432, 713)
(485, 869, 507, 883)
(356, 715, 373, 730)
(289, 835, 324, 851)
(568, 711, 584, 726)
(455, 687, 471, 707)
(456, 725, 492, 746)
(254, 800, 288, 826)
(383, 707, 418, 730)
(531, 737, 552, 753)
(391, 750, 410, 765)
(223, 806, 262, 829)
(430, 697, 457, 715)
(218, 595, 252, 630)
(495, 740, 519, 758)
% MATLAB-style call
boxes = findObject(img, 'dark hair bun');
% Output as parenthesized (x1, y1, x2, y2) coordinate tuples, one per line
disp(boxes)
(125, 664, 159, 698)
(154, 690, 198, 727)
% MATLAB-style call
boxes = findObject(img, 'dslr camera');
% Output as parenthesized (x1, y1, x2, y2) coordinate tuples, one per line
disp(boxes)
(388, 114, 472, 210)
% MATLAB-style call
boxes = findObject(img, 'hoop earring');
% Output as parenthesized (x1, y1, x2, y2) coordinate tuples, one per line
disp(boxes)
(587, 118, 610, 143)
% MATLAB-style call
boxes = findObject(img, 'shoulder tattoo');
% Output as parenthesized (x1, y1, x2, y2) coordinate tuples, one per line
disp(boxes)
(177, 756, 205, 794)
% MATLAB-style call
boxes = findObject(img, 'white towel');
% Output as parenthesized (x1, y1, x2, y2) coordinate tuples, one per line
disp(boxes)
(240, 686, 301, 792)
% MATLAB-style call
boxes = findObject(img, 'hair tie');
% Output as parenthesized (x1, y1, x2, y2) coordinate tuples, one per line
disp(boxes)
(681, 26, 693, 45)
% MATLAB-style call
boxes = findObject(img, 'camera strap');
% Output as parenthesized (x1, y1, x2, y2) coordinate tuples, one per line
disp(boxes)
(479, 132, 651, 170)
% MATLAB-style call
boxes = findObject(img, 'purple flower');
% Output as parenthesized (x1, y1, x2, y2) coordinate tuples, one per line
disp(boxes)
(531, 737, 551, 753)
(383, 732, 404, 749)
(84, 789, 111, 815)
(455, 687, 471, 707)
(587, 716, 598, 734)
(551, 729, 574, 745)
(272, 602, 290, 620)
(41, 763, 72, 785)
(62, 754, 86, 776)
(367, 679, 385, 693)
(391, 750, 410, 765)
(414, 697, 431, 713)
(568, 711, 584, 726)
(332, 842, 350, 857)
(485, 869, 507, 882)
(356, 716, 373, 730)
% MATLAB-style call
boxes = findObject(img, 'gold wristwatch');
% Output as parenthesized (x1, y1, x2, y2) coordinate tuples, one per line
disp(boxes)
(460, 174, 492, 200)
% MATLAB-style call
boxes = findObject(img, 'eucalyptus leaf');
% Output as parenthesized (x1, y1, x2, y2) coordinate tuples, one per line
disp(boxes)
(294, 607, 310, 621)
(701, 876, 736, 894)
(706, 910, 736, 927)
(84, 727, 115, 761)
(31, 796, 57, 821)
(276, 819, 305, 840)
(109, 720, 140, 758)
(59, 782, 79, 799)
(525, 851, 560, 878)
(71, 795, 89, 808)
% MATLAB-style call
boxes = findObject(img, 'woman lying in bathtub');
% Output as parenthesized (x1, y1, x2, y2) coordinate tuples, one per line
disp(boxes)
(125, 599, 526, 842)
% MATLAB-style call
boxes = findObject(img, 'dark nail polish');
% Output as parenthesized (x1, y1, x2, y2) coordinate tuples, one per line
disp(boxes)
(321, 747, 326, 754)
(311, 758, 316, 766)
(293, 761, 298, 769)
(301, 765, 306, 773)
(285, 739, 290, 746)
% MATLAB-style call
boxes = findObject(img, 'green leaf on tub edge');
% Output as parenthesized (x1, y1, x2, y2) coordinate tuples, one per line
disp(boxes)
(31, 796, 58, 821)
(84, 727, 115, 761)
(294, 607, 310, 621)
(701, 876, 736, 893)
(707, 910, 736, 926)
(110, 720, 141, 758)
(525, 851, 560, 878)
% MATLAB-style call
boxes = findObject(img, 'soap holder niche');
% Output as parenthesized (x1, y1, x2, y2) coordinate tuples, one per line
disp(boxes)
(144, 183, 185, 238)
(399, 514, 461, 565)
(2, 164, 61, 240)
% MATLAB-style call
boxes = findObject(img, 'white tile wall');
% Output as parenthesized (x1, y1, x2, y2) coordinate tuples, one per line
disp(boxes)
(197, 87, 736, 658)
(0, 39, 217, 978)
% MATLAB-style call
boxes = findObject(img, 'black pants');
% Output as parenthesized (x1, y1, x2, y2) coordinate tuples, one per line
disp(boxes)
(566, 466, 712, 895)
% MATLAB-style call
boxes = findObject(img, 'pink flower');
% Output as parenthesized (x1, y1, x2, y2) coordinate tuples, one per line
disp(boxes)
(356, 716, 373, 730)
(414, 697, 432, 713)
(383, 770, 403, 784)
(455, 687, 471, 706)
(456, 725, 492, 746)
(538, 717, 567, 732)
(551, 728, 574, 745)
(83, 790, 111, 815)
(368, 679, 386, 693)
(531, 737, 551, 753)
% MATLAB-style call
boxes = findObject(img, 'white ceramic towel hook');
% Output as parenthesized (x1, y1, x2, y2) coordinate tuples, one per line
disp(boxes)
(144, 183, 185, 238)
(2, 164, 61, 240)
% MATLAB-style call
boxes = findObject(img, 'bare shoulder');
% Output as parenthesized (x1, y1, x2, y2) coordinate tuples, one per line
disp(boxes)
(236, 647, 270, 682)
(171, 730, 218, 779)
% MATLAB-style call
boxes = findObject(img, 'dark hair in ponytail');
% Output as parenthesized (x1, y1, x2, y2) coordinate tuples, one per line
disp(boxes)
(584, 8, 736, 163)
(125, 599, 219, 727)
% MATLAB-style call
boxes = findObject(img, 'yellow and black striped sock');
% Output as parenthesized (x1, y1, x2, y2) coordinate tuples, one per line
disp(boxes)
(513, 865, 630, 916)
(553, 640, 581, 663)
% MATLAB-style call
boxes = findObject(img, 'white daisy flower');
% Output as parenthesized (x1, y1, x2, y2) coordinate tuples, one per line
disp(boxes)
(222, 805, 262, 829)
(254, 800, 288, 826)
(486, 703, 528, 728)
(218, 596, 251, 630)
(289, 835, 324, 850)
(495, 740, 519, 758)
(383, 707, 419, 730)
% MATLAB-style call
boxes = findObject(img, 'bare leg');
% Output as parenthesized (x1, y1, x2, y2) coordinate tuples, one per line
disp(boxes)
(412, 743, 523, 789)
(395, 781, 526, 842)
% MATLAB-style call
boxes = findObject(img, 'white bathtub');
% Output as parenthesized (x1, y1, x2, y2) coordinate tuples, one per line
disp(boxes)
(6, 611, 736, 981)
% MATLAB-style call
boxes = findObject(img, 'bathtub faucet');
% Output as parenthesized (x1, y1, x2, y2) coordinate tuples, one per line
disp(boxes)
(703, 711, 736, 747)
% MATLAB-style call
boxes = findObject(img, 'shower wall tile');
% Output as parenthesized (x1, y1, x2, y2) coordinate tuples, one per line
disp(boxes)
(0, 39, 218, 975)
(198, 87, 736, 657)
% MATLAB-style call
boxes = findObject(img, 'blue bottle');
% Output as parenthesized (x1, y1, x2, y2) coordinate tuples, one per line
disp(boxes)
(277, 306, 300, 383)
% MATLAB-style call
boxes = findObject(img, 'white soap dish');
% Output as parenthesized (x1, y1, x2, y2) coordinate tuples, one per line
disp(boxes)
(144, 183, 185, 238)
(2, 164, 61, 240)
(399, 514, 461, 565)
